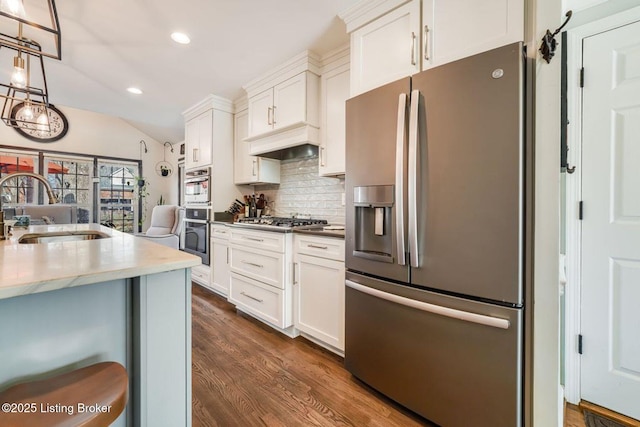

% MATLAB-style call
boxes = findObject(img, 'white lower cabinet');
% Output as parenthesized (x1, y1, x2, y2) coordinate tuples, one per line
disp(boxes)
(228, 227, 293, 330)
(229, 272, 286, 328)
(210, 224, 230, 296)
(293, 234, 345, 353)
(191, 264, 210, 287)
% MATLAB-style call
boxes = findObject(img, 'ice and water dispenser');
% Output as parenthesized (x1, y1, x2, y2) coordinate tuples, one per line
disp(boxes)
(353, 185, 395, 263)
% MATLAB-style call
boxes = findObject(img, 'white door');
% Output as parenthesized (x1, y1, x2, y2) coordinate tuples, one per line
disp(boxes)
(422, 0, 523, 70)
(581, 20, 640, 420)
(295, 254, 345, 351)
(233, 109, 255, 184)
(350, 0, 421, 96)
(211, 239, 230, 296)
(247, 88, 274, 138)
(197, 110, 213, 167)
(273, 72, 306, 129)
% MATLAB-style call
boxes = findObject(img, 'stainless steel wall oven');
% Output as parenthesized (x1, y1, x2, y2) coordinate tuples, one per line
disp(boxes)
(182, 208, 209, 265)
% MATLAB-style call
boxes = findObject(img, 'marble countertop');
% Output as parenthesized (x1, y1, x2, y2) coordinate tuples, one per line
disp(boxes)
(0, 223, 200, 300)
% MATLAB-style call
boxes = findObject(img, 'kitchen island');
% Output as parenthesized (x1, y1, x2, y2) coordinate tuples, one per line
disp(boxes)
(0, 224, 200, 427)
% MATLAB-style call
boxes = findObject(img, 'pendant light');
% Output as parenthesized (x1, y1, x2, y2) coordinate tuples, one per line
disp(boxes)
(0, 0, 62, 131)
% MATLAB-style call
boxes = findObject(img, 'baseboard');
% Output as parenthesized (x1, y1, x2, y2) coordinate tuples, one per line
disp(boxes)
(579, 401, 640, 427)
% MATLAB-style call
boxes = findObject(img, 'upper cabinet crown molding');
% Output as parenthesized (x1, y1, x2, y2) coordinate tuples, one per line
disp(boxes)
(234, 96, 248, 114)
(320, 44, 350, 73)
(243, 50, 322, 98)
(182, 94, 234, 121)
(339, 0, 411, 33)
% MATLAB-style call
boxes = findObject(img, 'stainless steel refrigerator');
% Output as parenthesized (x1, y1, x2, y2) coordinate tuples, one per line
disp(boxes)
(344, 42, 533, 427)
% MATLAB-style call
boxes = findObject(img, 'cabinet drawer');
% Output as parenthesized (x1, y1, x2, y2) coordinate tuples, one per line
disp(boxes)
(211, 224, 230, 240)
(191, 264, 210, 286)
(230, 228, 285, 252)
(229, 273, 286, 328)
(295, 235, 345, 261)
(230, 246, 284, 289)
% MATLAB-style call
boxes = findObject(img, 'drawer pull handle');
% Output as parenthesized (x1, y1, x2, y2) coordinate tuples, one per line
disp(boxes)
(244, 237, 264, 242)
(307, 244, 328, 250)
(241, 292, 263, 303)
(241, 260, 264, 268)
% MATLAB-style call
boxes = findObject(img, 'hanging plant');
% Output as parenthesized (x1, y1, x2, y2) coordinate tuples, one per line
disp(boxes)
(134, 176, 150, 227)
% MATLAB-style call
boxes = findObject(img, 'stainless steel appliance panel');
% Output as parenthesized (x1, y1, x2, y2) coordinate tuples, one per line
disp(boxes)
(345, 272, 522, 427)
(345, 77, 411, 284)
(409, 43, 525, 305)
(183, 208, 210, 265)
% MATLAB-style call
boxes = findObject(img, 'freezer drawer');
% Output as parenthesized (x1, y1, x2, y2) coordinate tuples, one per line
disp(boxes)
(345, 272, 522, 427)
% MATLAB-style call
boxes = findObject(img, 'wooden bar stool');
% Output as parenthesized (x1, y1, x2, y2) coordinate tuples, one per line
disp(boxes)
(0, 362, 128, 427)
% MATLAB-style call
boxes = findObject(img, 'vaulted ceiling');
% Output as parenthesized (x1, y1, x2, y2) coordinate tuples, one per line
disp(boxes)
(17, 0, 359, 143)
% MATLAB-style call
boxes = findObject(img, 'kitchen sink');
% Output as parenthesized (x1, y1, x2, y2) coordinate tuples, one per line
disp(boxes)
(18, 230, 111, 244)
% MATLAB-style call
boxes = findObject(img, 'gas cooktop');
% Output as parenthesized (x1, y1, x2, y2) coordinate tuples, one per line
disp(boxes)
(235, 216, 328, 229)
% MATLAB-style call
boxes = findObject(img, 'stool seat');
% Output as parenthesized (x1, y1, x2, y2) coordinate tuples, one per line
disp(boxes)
(0, 361, 128, 427)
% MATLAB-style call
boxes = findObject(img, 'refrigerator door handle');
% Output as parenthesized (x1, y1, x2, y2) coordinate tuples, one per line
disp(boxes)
(346, 280, 511, 330)
(395, 93, 408, 266)
(408, 90, 420, 267)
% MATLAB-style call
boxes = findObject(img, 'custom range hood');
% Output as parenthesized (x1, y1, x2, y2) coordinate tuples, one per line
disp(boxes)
(242, 51, 321, 160)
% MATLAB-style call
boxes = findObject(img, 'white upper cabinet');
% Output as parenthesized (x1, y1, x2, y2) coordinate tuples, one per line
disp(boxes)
(247, 71, 319, 138)
(422, 0, 524, 70)
(350, 0, 421, 96)
(319, 46, 350, 177)
(243, 52, 322, 157)
(184, 109, 213, 170)
(341, 0, 524, 96)
(247, 90, 274, 137)
(234, 106, 280, 185)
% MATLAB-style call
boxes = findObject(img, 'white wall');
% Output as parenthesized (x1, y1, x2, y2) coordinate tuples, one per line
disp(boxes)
(527, 0, 562, 425)
(0, 105, 178, 229)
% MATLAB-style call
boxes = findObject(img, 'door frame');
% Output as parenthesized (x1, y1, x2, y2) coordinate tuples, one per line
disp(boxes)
(564, 5, 640, 405)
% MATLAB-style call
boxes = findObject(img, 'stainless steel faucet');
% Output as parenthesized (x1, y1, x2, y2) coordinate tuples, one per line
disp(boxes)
(0, 172, 58, 239)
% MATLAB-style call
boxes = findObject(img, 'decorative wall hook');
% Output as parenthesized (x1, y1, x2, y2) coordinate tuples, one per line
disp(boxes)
(139, 140, 148, 153)
(163, 141, 174, 153)
(540, 11, 572, 64)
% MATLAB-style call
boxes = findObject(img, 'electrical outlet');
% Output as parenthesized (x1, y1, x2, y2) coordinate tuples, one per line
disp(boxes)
(341, 192, 345, 206)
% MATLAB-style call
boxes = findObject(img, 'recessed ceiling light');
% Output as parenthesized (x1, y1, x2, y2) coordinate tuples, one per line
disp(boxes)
(127, 87, 143, 95)
(171, 32, 191, 45)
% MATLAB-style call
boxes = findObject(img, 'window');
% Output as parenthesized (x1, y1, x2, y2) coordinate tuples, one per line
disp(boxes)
(0, 152, 41, 206)
(44, 156, 93, 223)
(98, 161, 140, 233)
(0, 147, 142, 234)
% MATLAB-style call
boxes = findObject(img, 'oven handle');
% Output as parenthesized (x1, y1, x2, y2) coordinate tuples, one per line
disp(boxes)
(184, 218, 208, 224)
(346, 280, 510, 329)
(185, 177, 208, 184)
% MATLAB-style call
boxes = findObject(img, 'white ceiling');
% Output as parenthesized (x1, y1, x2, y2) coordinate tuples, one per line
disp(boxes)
(29, 0, 360, 143)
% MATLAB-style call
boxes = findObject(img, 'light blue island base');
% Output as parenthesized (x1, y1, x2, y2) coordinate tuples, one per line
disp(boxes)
(0, 268, 192, 427)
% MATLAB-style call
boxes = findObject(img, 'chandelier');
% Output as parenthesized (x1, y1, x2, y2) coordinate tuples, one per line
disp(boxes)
(0, 0, 61, 131)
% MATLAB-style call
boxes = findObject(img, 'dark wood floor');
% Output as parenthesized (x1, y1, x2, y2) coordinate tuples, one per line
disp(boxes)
(191, 284, 432, 427)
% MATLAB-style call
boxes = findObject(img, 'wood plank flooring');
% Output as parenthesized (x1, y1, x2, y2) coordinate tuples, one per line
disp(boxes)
(191, 284, 432, 426)
(191, 283, 586, 427)
(566, 403, 586, 427)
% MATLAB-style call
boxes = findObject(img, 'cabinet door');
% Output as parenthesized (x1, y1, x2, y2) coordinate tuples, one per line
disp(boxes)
(185, 117, 199, 170)
(211, 239, 230, 296)
(197, 110, 213, 166)
(350, 0, 421, 96)
(320, 65, 349, 176)
(273, 72, 307, 129)
(248, 89, 274, 137)
(234, 109, 256, 184)
(295, 254, 345, 351)
(422, 0, 524, 70)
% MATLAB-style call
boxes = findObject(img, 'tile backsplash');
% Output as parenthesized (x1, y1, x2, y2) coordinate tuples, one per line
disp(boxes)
(254, 155, 345, 224)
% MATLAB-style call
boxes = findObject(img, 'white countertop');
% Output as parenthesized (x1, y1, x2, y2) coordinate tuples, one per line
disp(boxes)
(0, 223, 201, 300)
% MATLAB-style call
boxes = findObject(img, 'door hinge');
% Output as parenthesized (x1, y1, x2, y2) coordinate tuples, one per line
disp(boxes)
(578, 334, 583, 354)
(579, 201, 584, 220)
(579, 68, 585, 88)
